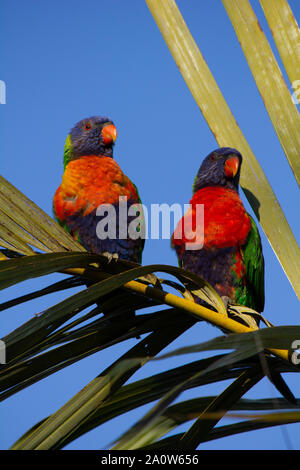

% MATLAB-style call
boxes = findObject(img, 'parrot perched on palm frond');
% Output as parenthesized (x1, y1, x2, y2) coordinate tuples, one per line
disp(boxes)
(53, 116, 144, 264)
(171, 147, 296, 404)
(171, 147, 264, 313)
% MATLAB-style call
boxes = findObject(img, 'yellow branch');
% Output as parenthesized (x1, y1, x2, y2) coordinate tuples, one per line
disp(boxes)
(63, 267, 289, 363)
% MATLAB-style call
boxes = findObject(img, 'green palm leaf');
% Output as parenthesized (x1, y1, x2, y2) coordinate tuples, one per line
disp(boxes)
(1, 159, 299, 450)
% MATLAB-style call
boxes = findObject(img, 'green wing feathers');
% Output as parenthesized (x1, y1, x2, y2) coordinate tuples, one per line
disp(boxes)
(241, 215, 265, 312)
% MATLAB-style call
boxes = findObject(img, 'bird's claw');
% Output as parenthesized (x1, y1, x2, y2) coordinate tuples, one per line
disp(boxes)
(221, 296, 231, 310)
(101, 252, 119, 263)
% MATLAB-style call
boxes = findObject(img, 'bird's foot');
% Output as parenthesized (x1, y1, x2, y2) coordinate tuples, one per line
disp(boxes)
(100, 252, 119, 264)
(221, 296, 231, 311)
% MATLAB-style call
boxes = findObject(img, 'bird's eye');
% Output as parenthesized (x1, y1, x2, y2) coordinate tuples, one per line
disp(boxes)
(84, 123, 92, 131)
(210, 155, 216, 161)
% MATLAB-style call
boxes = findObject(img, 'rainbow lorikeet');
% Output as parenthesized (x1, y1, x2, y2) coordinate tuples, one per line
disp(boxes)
(53, 116, 144, 263)
(171, 147, 264, 313)
(172, 147, 296, 403)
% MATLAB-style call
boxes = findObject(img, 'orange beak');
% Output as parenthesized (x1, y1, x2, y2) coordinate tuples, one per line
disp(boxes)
(224, 156, 239, 178)
(101, 123, 117, 145)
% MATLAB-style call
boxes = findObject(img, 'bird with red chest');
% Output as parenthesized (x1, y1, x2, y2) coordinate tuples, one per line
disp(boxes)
(172, 147, 264, 313)
(53, 116, 144, 263)
(172, 147, 298, 404)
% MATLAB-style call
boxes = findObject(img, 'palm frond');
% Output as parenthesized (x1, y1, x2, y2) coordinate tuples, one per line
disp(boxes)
(222, 0, 300, 185)
(0, 175, 84, 253)
(259, 0, 300, 87)
(0, 169, 299, 449)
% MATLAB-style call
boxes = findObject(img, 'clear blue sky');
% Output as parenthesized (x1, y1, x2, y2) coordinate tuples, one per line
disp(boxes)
(1, 0, 299, 450)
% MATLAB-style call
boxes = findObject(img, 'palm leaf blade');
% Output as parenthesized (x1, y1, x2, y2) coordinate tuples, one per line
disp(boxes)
(222, 0, 300, 184)
(0, 176, 84, 253)
(259, 0, 300, 86)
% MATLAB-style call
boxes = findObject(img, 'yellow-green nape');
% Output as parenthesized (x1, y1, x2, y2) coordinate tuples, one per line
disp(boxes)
(65, 134, 72, 149)
(192, 172, 198, 193)
(63, 134, 73, 170)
